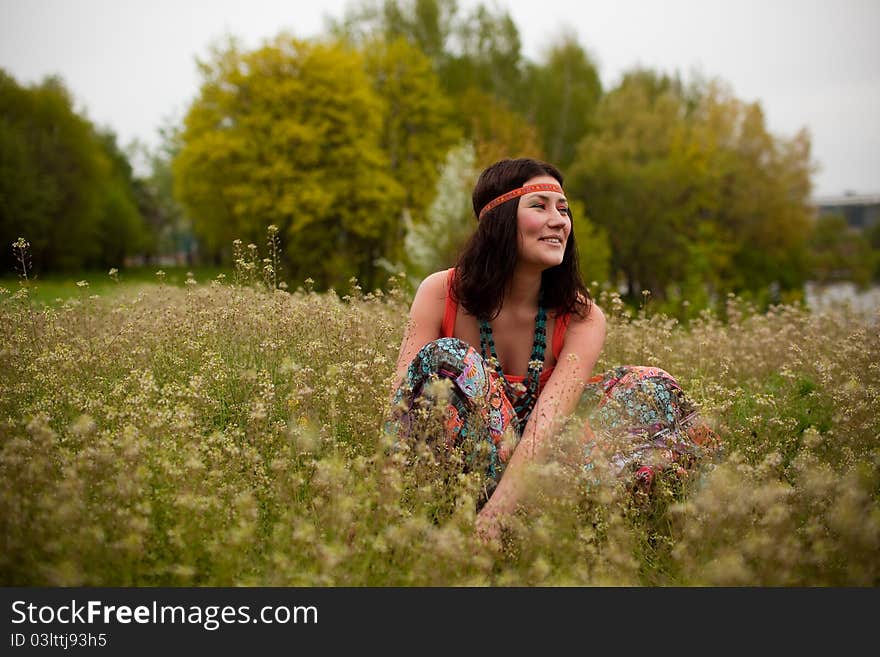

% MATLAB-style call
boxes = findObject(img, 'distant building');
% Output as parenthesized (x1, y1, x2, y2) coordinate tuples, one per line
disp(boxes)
(813, 192, 880, 230)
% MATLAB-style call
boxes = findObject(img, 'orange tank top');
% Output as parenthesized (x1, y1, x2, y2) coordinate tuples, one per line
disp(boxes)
(439, 267, 571, 394)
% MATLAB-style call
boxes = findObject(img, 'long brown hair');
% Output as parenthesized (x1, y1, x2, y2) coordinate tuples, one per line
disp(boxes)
(452, 158, 592, 320)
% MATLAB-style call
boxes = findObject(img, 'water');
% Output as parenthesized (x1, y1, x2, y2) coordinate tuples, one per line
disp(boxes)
(804, 281, 880, 321)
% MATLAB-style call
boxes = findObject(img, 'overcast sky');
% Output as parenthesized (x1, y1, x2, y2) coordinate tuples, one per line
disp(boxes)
(1, 0, 878, 198)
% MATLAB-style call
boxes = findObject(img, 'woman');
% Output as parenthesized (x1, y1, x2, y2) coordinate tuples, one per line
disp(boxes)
(388, 158, 718, 542)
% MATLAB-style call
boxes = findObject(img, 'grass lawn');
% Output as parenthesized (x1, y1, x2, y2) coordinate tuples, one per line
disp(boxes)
(0, 265, 229, 305)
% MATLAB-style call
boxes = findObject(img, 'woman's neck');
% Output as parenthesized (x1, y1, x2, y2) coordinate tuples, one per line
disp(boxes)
(504, 265, 543, 310)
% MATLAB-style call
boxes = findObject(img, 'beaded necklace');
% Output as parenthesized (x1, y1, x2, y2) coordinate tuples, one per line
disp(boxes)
(478, 290, 547, 433)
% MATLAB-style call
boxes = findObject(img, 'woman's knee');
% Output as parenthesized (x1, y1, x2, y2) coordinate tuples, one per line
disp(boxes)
(412, 338, 484, 377)
(415, 337, 470, 360)
(409, 337, 493, 401)
(620, 365, 679, 386)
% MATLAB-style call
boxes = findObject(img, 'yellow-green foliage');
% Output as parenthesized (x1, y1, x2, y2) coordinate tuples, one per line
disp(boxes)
(569, 75, 814, 298)
(0, 277, 877, 585)
(173, 37, 405, 289)
(172, 35, 459, 291)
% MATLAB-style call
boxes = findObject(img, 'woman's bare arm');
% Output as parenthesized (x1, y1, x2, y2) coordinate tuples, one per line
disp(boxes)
(476, 303, 607, 537)
(389, 270, 448, 397)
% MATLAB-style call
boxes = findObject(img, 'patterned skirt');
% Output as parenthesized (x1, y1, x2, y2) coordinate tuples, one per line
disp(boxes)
(387, 337, 721, 492)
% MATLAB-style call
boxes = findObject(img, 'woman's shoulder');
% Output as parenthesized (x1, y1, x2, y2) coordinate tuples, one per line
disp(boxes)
(564, 301, 606, 333)
(416, 268, 454, 297)
(400, 272, 446, 345)
(548, 301, 606, 382)
(409, 269, 453, 320)
(553, 295, 604, 322)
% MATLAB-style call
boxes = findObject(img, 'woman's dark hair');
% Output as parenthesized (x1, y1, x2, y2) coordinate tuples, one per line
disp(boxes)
(452, 158, 592, 320)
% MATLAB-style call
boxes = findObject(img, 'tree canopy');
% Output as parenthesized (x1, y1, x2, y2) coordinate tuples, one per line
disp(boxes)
(569, 72, 815, 303)
(174, 37, 436, 289)
(0, 70, 146, 273)
(6, 0, 857, 307)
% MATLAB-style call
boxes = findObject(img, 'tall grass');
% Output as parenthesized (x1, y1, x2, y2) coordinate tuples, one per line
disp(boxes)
(1, 259, 877, 585)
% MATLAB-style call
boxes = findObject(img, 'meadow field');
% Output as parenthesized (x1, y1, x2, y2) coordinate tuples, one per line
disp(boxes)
(1, 269, 877, 586)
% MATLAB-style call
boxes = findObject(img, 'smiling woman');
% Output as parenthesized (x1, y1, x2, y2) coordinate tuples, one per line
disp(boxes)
(385, 158, 720, 543)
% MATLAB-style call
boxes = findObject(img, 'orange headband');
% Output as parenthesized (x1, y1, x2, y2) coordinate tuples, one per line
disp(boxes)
(478, 183, 565, 220)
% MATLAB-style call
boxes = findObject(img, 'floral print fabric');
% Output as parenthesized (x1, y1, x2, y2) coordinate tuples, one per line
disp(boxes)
(389, 338, 518, 481)
(388, 338, 720, 489)
(580, 366, 721, 482)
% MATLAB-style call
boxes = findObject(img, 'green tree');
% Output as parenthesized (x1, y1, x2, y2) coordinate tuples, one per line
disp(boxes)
(867, 218, 880, 250)
(866, 219, 880, 281)
(443, 2, 525, 106)
(332, 0, 531, 142)
(695, 86, 813, 293)
(363, 37, 461, 261)
(808, 213, 874, 287)
(570, 200, 611, 289)
(569, 72, 814, 303)
(330, 0, 458, 66)
(0, 75, 57, 272)
(523, 34, 602, 171)
(173, 37, 405, 288)
(454, 87, 544, 168)
(568, 71, 698, 298)
(0, 70, 145, 273)
(93, 130, 150, 268)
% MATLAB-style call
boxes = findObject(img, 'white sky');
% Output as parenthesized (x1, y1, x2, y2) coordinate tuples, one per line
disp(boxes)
(1, 0, 878, 198)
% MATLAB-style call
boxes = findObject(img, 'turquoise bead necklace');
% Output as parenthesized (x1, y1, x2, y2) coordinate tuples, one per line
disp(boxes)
(478, 289, 547, 433)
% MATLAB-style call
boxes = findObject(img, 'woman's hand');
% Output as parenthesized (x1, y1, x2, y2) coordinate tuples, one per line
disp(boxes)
(475, 503, 504, 546)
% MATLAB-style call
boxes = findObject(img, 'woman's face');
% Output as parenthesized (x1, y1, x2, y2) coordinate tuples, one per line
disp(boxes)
(515, 175, 571, 269)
